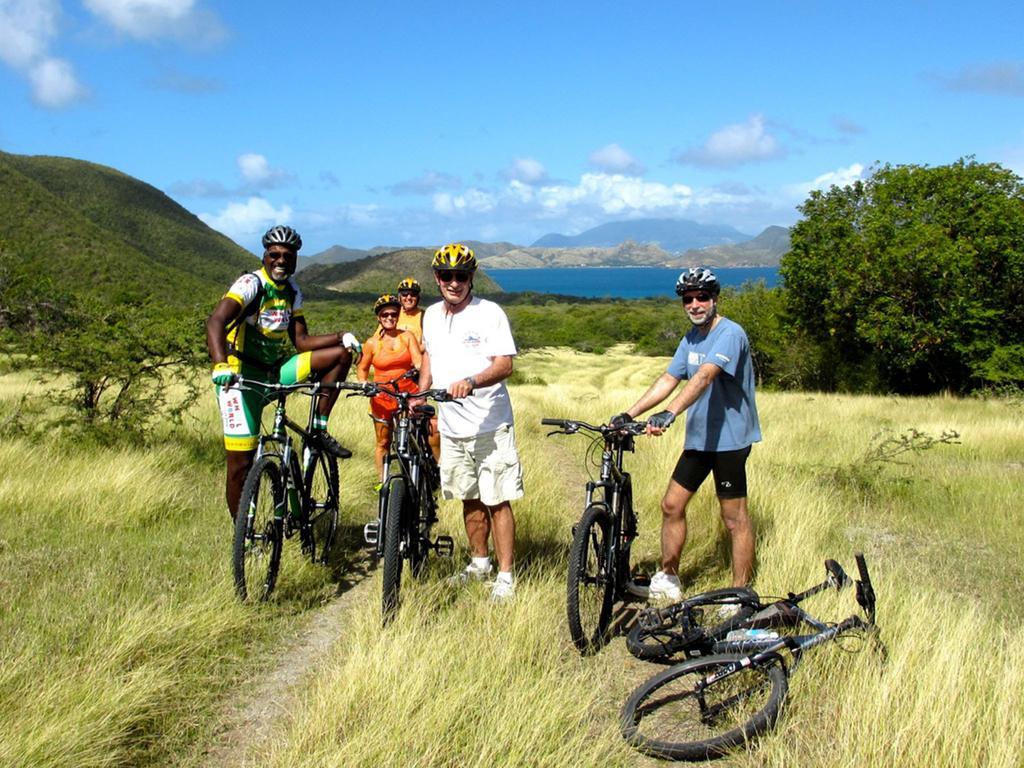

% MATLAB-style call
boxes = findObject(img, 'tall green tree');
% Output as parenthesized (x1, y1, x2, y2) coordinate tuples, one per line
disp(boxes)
(781, 158, 1024, 393)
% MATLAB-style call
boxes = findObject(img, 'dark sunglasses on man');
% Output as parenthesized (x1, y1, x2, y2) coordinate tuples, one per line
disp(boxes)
(681, 292, 712, 305)
(437, 270, 471, 284)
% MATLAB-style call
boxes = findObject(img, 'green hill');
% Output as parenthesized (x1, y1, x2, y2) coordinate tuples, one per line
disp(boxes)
(0, 151, 258, 306)
(298, 247, 503, 296)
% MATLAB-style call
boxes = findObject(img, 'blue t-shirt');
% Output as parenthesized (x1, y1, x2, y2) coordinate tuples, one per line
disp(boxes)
(666, 317, 761, 451)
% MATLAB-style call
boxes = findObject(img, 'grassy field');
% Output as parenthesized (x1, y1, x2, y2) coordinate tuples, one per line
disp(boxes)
(1, 348, 1021, 767)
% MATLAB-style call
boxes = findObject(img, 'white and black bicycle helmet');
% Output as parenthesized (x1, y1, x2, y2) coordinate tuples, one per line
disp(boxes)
(675, 267, 720, 297)
(262, 225, 302, 252)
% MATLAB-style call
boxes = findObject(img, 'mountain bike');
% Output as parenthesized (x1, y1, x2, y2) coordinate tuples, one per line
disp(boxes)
(341, 377, 455, 622)
(620, 554, 882, 761)
(625, 558, 855, 662)
(231, 378, 345, 602)
(541, 417, 649, 655)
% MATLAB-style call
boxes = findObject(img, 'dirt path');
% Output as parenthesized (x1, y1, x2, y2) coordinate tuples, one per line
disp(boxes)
(203, 544, 376, 767)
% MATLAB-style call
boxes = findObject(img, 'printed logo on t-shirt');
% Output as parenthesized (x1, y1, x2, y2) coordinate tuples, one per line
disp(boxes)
(462, 332, 482, 348)
(688, 351, 703, 366)
(714, 352, 732, 364)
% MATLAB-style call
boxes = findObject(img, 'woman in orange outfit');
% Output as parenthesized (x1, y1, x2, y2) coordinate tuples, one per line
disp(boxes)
(358, 294, 423, 478)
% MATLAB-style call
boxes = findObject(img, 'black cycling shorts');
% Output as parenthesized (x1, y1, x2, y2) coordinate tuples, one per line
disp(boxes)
(672, 446, 752, 499)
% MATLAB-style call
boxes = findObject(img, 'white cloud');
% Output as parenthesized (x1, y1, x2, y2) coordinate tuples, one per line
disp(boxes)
(505, 157, 548, 185)
(236, 153, 292, 189)
(783, 163, 866, 201)
(588, 143, 646, 175)
(83, 0, 224, 43)
(1, 0, 58, 68)
(433, 188, 497, 216)
(678, 114, 784, 168)
(199, 197, 293, 246)
(532, 173, 694, 217)
(29, 57, 88, 107)
(0, 0, 85, 108)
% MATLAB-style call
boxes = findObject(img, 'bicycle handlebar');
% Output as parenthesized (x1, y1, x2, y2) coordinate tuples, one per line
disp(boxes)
(230, 376, 327, 395)
(337, 380, 456, 403)
(854, 552, 877, 624)
(540, 417, 648, 436)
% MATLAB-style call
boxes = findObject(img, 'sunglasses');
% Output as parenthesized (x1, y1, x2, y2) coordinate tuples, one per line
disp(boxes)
(437, 270, 471, 284)
(682, 293, 712, 305)
(379, 311, 399, 319)
(398, 290, 418, 297)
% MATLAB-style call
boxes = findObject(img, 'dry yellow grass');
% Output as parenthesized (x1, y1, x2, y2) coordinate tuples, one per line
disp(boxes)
(1, 348, 1022, 767)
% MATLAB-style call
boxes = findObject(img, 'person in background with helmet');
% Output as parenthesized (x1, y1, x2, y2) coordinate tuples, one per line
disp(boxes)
(396, 277, 424, 347)
(416, 243, 523, 603)
(373, 277, 425, 348)
(610, 267, 761, 601)
(206, 225, 362, 521)
(357, 294, 423, 478)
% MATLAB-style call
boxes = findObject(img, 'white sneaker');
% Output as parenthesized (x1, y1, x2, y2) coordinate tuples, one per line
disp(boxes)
(490, 573, 515, 603)
(448, 560, 493, 586)
(648, 570, 682, 602)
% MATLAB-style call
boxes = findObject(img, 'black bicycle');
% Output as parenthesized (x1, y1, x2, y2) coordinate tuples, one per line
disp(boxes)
(620, 554, 882, 761)
(541, 417, 649, 655)
(231, 378, 345, 602)
(625, 559, 856, 662)
(341, 377, 454, 622)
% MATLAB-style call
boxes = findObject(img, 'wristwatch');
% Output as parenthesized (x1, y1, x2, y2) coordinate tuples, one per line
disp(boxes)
(465, 376, 477, 391)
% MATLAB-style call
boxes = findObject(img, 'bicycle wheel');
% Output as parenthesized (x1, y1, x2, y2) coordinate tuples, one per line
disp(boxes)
(233, 456, 284, 602)
(621, 653, 788, 761)
(381, 476, 406, 623)
(567, 505, 614, 654)
(304, 450, 339, 565)
(627, 587, 760, 662)
(409, 478, 431, 578)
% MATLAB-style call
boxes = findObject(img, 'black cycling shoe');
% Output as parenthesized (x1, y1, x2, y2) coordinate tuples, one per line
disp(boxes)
(311, 431, 352, 459)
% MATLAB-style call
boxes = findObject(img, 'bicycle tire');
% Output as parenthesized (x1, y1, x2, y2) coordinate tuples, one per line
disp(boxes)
(381, 476, 406, 623)
(627, 587, 760, 662)
(409, 476, 431, 578)
(304, 450, 339, 565)
(233, 456, 284, 602)
(621, 653, 788, 761)
(567, 505, 614, 655)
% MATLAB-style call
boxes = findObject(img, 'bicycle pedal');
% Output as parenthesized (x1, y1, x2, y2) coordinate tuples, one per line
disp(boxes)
(433, 535, 455, 557)
(363, 521, 379, 546)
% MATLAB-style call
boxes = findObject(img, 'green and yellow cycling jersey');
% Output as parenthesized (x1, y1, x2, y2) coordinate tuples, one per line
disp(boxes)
(224, 268, 305, 371)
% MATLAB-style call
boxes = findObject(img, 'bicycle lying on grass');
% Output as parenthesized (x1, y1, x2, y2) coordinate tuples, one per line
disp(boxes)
(341, 377, 455, 623)
(620, 554, 882, 761)
(540, 417, 649, 655)
(231, 378, 345, 602)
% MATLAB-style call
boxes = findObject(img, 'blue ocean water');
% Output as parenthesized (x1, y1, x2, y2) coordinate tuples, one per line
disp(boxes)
(486, 266, 779, 299)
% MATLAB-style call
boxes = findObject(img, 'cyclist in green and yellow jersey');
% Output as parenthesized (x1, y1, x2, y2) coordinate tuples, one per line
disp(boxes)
(206, 225, 362, 520)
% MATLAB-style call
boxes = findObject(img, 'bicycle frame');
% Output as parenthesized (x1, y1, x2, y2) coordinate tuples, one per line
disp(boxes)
(376, 401, 437, 558)
(583, 431, 639, 594)
(241, 379, 330, 528)
(339, 378, 452, 560)
(695, 555, 880, 686)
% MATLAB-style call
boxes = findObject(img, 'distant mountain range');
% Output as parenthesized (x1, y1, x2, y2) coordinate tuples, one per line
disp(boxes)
(297, 248, 502, 296)
(304, 219, 790, 271)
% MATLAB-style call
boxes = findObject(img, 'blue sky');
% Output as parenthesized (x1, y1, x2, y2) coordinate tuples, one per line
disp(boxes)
(2, 1, 1022, 254)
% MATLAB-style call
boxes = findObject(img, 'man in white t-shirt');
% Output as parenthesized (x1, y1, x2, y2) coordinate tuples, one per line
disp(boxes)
(417, 243, 524, 602)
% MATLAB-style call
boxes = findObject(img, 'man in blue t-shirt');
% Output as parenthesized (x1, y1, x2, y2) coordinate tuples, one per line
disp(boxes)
(610, 267, 761, 601)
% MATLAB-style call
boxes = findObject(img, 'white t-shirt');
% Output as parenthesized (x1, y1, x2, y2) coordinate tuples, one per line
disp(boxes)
(422, 296, 518, 438)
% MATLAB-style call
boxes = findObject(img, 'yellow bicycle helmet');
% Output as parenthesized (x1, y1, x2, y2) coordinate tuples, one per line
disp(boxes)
(431, 243, 477, 271)
(397, 277, 421, 294)
(373, 294, 401, 315)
